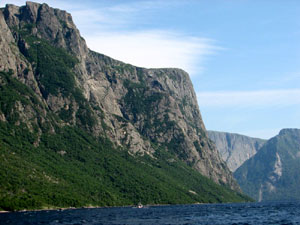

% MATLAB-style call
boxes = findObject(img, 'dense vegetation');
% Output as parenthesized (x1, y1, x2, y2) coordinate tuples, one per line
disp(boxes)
(0, 70, 251, 211)
(0, 124, 251, 211)
(0, 17, 252, 211)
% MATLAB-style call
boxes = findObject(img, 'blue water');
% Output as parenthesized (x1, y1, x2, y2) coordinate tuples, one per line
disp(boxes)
(1, 201, 300, 225)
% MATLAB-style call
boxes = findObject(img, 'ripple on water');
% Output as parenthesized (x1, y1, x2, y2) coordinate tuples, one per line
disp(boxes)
(1, 202, 300, 225)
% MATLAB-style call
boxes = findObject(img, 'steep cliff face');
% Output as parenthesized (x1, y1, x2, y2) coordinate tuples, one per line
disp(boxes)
(0, 2, 238, 190)
(208, 131, 266, 172)
(234, 129, 300, 201)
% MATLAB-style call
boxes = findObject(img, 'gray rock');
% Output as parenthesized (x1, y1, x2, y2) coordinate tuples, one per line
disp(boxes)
(0, 2, 240, 191)
(234, 129, 300, 201)
(208, 131, 266, 171)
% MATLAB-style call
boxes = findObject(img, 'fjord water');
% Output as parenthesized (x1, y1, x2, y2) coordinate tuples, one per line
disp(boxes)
(1, 202, 300, 225)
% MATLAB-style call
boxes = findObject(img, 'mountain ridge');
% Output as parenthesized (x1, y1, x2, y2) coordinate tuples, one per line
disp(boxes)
(0, 2, 250, 210)
(208, 130, 266, 172)
(234, 128, 300, 201)
(1, 1, 238, 188)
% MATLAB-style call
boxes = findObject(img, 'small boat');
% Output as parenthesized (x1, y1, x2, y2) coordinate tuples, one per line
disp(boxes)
(137, 202, 143, 208)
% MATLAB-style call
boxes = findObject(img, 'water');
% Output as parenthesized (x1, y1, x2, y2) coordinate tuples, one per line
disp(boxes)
(1, 201, 300, 225)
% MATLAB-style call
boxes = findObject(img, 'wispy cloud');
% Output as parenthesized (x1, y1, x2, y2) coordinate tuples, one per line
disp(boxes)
(197, 89, 300, 108)
(1, 0, 218, 76)
(69, 1, 185, 34)
(260, 72, 300, 87)
(85, 30, 217, 74)
(71, 1, 218, 75)
(106, 1, 178, 13)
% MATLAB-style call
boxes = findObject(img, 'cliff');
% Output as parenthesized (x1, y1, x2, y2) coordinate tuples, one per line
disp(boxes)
(234, 129, 300, 201)
(0, 2, 248, 210)
(208, 131, 266, 171)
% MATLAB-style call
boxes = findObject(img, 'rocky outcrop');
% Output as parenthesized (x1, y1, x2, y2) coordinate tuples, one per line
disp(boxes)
(0, 2, 239, 190)
(234, 129, 300, 201)
(208, 131, 266, 171)
(0, 7, 39, 92)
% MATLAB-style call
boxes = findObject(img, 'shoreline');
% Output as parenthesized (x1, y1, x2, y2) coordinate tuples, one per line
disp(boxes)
(0, 206, 99, 214)
(0, 210, 9, 213)
(0, 203, 178, 213)
(0, 201, 253, 213)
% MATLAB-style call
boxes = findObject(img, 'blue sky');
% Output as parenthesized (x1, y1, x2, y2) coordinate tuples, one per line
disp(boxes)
(1, 0, 300, 139)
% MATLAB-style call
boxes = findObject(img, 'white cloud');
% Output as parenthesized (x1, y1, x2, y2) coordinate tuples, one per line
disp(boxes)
(260, 72, 300, 87)
(70, 1, 218, 75)
(103, 1, 184, 14)
(66, 1, 184, 34)
(1, 0, 218, 76)
(197, 89, 300, 108)
(85, 30, 217, 75)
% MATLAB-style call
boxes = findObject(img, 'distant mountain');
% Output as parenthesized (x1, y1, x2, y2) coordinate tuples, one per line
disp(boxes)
(208, 131, 266, 172)
(234, 129, 300, 201)
(0, 2, 250, 211)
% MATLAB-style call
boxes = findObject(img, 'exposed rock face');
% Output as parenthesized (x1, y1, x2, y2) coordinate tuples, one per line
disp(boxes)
(0, 2, 239, 190)
(208, 131, 266, 172)
(234, 129, 300, 201)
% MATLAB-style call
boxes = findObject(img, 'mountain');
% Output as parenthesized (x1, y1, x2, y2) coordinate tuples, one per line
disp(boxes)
(234, 129, 300, 201)
(208, 131, 266, 172)
(0, 2, 250, 211)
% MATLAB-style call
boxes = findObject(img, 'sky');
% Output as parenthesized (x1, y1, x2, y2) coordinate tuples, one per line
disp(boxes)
(1, 0, 300, 139)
